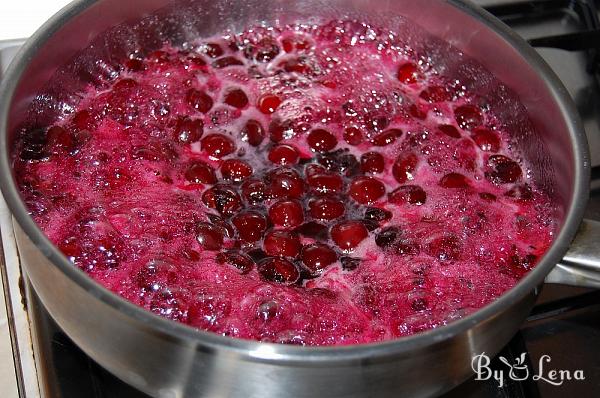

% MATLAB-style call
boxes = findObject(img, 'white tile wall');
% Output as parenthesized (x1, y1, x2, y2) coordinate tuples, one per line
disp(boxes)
(0, 0, 72, 40)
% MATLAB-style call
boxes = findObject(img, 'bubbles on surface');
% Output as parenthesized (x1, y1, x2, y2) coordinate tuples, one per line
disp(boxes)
(14, 18, 556, 346)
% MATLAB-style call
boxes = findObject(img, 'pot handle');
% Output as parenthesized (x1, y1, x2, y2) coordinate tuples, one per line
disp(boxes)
(545, 219, 600, 288)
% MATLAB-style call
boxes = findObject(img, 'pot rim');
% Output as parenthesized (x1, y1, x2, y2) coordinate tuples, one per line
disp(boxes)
(0, 0, 590, 364)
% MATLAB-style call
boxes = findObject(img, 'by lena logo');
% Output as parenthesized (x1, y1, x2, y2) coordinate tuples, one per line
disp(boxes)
(471, 352, 585, 387)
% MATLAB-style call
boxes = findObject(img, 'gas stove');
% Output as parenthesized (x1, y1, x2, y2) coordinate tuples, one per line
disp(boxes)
(1, 1, 599, 397)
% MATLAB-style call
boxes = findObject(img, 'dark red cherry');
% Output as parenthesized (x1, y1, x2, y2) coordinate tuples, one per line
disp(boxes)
(113, 78, 138, 91)
(257, 257, 299, 285)
(188, 56, 207, 67)
(371, 129, 402, 147)
(258, 94, 282, 114)
(202, 185, 243, 216)
(438, 124, 461, 139)
(343, 126, 363, 145)
(295, 36, 312, 50)
(196, 222, 224, 251)
(364, 207, 392, 223)
(318, 80, 337, 90)
(309, 197, 345, 220)
(173, 116, 203, 144)
(340, 256, 360, 271)
(505, 184, 533, 201)
(268, 118, 306, 143)
(187, 296, 230, 330)
(305, 163, 327, 178)
(479, 192, 497, 202)
(104, 168, 132, 189)
(375, 226, 400, 249)
(256, 300, 281, 322)
(342, 103, 356, 117)
(201, 133, 235, 158)
(263, 230, 301, 257)
(269, 199, 304, 228)
(397, 240, 422, 257)
(281, 37, 295, 53)
(268, 118, 288, 143)
(349, 176, 385, 205)
(281, 35, 311, 53)
(212, 56, 244, 68)
(268, 144, 299, 165)
(420, 86, 451, 102)
(232, 211, 267, 242)
(392, 152, 418, 184)
(241, 179, 267, 204)
(253, 38, 281, 62)
(317, 150, 359, 176)
(227, 38, 241, 52)
(186, 89, 213, 113)
(221, 159, 253, 181)
(389, 185, 427, 205)
(331, 221, 369, 251)
(56, 236, 90, 267)
(360, 152, 385, 174)
(364, 113, 389, 132)
(307, 173, 343, 195)
(207, 214, 235, 238)
(72, 109, 95, 131)
(240, 119, 265, 146)
(111, 74, 138, 92)
(307, 129, 337, 153)
(125, 58, 145, 72)
(79, 235, 124, 269)
(267, 168, 305, 198)
(281, 57, 311, 73)
(427, 235, 461, 261)
(132, 141, 177, 162)
(216, 251, 254, 274)
(46, 126, 76, 154)
(182, 248, 201, 261)
(510, 252, 538, 270)
(247, 65, 264, 79)
(203, 43, 224, 58)
(454, 105, 483, 130)
(295, 222, 328, 240)
(485, 155, 522, 184)
(153, 101, 171, 119)
(185, 162, 217, 184)
(409, 104, 428, 120)
(397, 63, 421, 84)
(439, 173, 470, 189)
(472, 128, 500, 152)
(143, 50, 167, 65)
(223, 88, 249, 109)
(411, 298, 428, 312)
(361, 219, 380, 232)
(301, 243, 337, 273)
(19, 128, 48, 161)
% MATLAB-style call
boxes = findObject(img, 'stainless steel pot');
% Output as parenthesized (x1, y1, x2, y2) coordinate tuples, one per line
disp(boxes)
(0, 1, 598, 397)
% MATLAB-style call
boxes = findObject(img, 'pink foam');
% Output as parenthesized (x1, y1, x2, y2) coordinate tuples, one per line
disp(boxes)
(14, 20, 555, 346)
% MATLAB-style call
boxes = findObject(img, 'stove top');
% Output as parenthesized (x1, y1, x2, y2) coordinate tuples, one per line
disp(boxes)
(24, 285, 600, 398)
(1, 1, 600, 397)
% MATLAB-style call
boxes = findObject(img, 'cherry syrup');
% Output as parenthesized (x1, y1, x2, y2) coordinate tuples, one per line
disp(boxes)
(14, 20, 555, 345)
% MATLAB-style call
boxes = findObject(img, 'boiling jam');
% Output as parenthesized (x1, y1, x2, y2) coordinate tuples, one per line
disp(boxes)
(14, 20, 555, 345)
